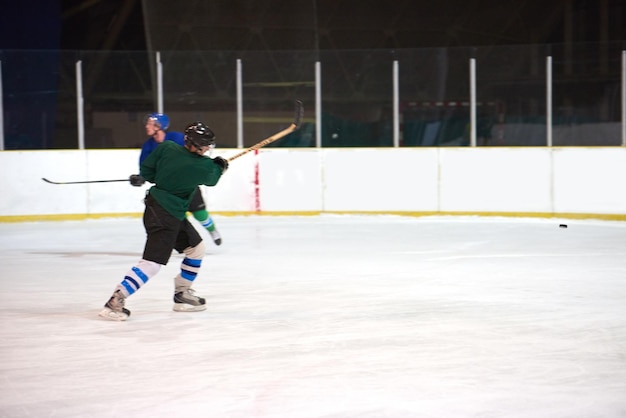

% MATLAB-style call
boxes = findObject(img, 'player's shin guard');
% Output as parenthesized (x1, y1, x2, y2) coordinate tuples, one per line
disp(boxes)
(173, 243, 206, 312)
(117, 259, 161, 297)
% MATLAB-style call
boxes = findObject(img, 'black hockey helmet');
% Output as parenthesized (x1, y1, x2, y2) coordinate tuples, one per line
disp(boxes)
(184, 121, 216, 148)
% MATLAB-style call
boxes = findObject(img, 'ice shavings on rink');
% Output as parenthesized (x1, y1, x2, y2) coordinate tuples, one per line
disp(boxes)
(0, 215, 625, 417)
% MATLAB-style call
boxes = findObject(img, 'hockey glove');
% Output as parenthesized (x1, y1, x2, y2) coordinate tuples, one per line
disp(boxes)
(213, 156, 229, 173)
(129, 174, 146, 187)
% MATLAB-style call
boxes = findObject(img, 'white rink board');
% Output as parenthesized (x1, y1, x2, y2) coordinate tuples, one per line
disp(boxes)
(0, 151, 85, 216)
(258, 149, 323, 212)
(322, 148, 439, 212)
(84, 150, 148, 214)
(200, 149, 258, 212)
(552, 148, 626, 214)
(1, 147, 625, 218)
(0, 150, 143, 216)
(438, 148, 553, 212)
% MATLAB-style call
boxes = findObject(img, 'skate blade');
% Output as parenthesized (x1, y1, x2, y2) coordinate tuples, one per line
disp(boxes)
(173, 303, 207, 312)
(99, 307, 129, 321)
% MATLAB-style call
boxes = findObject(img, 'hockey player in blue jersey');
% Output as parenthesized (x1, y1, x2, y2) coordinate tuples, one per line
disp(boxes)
(131, 113, 223, 245)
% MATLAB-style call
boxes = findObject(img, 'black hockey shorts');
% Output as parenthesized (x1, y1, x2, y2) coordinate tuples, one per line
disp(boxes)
(187, 187, 206, 212)
(142, 194, 203, 265)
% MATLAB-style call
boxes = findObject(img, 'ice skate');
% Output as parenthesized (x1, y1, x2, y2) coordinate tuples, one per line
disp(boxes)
(99, 290, 130, 321)
(173, 288, 206, 312)
(209, 228, 222, 246)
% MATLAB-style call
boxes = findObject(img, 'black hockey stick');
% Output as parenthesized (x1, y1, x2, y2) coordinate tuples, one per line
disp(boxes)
(227, 100, 303, 162)
(43, 100, 303, 184)
(42, 177, 129, 185)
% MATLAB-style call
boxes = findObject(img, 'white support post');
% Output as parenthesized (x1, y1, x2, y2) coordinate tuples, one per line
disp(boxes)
(393, 60, 400, 147)
(156, 51, 163, 114)
(315, 61, 322, 148)
(470, 58, 477, 147)
(76, 60, 85, 150)
(546, 55, 553, 147)
(622, 51, 626, 147)
(622, 50, 625, 146)
(0, 60, 4, 151)
(236, 59, 243, 149)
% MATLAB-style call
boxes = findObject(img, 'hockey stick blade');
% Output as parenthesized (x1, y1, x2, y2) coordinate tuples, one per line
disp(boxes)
(227, 100, 304, 162)
(42, 177, 129, 185)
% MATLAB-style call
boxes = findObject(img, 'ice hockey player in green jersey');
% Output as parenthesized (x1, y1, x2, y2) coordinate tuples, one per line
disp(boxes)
(99, 121, 229, 321)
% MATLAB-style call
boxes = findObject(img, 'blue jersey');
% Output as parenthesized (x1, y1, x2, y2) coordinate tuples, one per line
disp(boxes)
(139, 131, 185, 165)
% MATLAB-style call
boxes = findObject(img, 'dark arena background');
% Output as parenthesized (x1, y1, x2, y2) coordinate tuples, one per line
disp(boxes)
(0, 0, 624, 149)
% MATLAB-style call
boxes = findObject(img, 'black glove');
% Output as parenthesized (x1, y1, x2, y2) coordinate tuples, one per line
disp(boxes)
(213, 156, 229, 172)
(129, 174, 146, 187)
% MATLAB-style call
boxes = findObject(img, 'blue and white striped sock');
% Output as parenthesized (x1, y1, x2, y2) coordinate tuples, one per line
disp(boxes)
(116, 260, 161, 297)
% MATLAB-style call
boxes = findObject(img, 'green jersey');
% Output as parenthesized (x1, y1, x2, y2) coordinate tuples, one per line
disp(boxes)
(140, 140, 223, 219)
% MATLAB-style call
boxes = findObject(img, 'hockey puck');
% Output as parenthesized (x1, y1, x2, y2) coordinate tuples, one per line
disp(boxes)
(559, 224, 568, 228)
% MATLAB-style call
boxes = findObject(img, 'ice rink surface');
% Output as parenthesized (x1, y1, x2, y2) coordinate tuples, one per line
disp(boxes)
(1, 215, 625, 418)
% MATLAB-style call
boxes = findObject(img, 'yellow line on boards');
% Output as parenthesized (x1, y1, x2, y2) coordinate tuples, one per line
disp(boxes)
(1, 211, 625, 223)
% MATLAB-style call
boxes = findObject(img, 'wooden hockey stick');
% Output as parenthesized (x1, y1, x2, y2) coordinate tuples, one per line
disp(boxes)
(227, 100, 303, 162)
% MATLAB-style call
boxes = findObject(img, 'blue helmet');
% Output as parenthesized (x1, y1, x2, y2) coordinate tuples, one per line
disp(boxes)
(145, 113, 169, 130)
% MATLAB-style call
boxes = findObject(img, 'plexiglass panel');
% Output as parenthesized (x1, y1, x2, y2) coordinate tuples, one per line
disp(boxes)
(1, 42, 623, 149)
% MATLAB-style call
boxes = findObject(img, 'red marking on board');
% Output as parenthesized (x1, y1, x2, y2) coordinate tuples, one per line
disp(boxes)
(254, 149, 260, 212)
